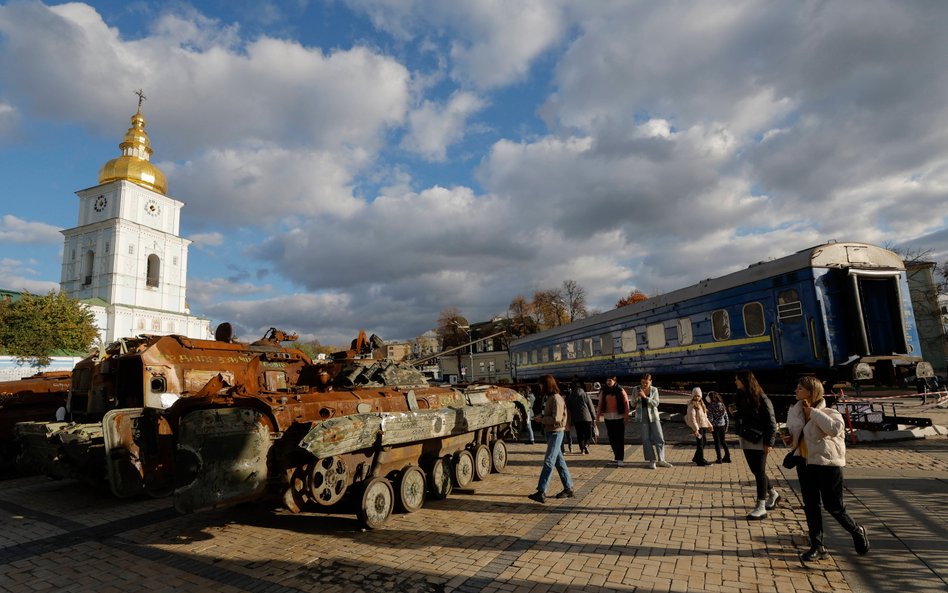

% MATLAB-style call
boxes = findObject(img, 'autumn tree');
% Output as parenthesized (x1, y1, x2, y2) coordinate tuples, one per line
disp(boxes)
(616, 289, 649, 308)
(507, 295, 538, 337)
(532, 289, 567, 329)
(0, 291, 98, 366)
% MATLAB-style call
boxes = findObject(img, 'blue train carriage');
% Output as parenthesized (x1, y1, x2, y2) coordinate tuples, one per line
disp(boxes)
(510, 242, 934, 391)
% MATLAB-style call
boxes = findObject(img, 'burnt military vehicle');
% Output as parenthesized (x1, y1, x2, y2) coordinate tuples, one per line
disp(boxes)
(15, 325, 311, 485)
(102, 334, 528, 529)
(0, 371, 72, 469)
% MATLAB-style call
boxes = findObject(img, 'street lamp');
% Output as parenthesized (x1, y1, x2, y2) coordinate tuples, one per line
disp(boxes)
(450, 320, 475, 383)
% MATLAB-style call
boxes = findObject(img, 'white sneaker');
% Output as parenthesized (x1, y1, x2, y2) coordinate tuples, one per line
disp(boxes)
(765, 489, 780, 510)
(616, 460, 624, 467)
(657, 460, 673, 468)
(648, 461, 657, 469)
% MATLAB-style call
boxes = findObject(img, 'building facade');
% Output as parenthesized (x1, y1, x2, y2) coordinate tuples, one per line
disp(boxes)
(59, 104, 210, 345)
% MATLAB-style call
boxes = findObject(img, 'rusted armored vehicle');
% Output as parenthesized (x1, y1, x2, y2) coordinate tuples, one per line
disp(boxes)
(15, 326, 310, 485)
(0, 371, 72, 468)
(102, 338, 529, 529)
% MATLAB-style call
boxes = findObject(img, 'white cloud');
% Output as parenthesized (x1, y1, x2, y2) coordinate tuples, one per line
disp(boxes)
(402, 91, 487, 161)
(0, 258, 59, 294)
(0, 215, 62, 245)
(188, 231, 225, 247)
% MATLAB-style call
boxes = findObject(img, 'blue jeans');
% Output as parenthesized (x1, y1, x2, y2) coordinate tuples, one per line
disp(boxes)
(640, 420, 666, 461)
(537, 430, 573, 493)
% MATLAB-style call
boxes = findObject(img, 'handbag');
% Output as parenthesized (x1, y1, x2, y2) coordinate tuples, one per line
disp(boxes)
(782, 449, 800, 469)
(738, 424, 763, 443)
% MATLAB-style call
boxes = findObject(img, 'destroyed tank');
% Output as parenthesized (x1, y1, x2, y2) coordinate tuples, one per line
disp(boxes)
(0, 371, 72, 469)
(102, 333, 529, 528)
(15, 325, 311, 486)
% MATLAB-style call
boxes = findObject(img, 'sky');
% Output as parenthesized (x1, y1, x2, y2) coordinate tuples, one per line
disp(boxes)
(0, 0, 947, 346)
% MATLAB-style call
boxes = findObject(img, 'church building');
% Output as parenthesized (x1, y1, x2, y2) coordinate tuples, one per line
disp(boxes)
(59, 97, 211, 344)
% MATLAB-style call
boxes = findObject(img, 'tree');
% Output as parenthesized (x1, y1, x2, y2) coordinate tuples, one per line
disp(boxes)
(532, 289, 567, 329)
(561, 279, 588, 322)
(0, 291, 98, 366)
(616, 289, 649, 308)
(507, 295, 538, 337)
(435, 307, 470, 378)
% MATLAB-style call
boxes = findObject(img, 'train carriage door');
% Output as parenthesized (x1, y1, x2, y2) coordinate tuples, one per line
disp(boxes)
(774, 287, 811, 365)
(850, 271, 907, 356)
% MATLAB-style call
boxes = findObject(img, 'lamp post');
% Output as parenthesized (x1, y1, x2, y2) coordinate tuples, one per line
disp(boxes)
(450, 320, 475, 383)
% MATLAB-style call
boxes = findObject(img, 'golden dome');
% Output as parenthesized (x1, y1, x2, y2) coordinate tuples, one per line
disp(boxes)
(98, 109, 168, 195)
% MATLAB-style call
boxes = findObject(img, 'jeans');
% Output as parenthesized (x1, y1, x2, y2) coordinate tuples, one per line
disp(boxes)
(711, 426, 730, 460)
(797, 463, 859, 547)
(742, 448, 771, 500)
(640, 419, 666, 461)
(537, 430, 573, 493)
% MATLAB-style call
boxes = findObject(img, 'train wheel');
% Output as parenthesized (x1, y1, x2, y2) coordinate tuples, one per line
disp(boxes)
(428, 457, 453, 499)
(309, 456, 348, 506)
(396, 465, 426, 513)
(491, 439, 508, 473)
(283, 463, 313, 513)
(357, 477, 394, 529)
(473, 444, 491, 481)
(453, 450, 474, 488)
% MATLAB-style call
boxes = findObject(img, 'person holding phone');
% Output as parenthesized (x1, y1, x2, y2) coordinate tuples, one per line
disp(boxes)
(637, 374, 672, 469)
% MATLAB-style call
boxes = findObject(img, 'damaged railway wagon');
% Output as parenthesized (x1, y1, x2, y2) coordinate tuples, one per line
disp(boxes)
(15, 326, 311, 485)
(102, 357, 528, 529)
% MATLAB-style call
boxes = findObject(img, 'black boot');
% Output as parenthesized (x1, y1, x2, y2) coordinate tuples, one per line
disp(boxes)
(800, 545, 827, 562)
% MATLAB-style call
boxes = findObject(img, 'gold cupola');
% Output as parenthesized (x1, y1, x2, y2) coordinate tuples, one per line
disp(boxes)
(98, 107, 168, 195)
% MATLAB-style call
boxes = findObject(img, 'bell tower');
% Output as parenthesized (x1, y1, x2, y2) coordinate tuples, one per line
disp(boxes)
(59, 91, 210, 342)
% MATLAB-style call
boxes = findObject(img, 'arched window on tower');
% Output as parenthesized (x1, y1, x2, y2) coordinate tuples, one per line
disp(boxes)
(83, 250, 94, 285)
(146, 254, 160, 288)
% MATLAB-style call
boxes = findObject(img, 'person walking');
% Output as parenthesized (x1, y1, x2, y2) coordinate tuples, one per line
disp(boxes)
(637, 374, 672, 469)
(785, 376, 870, 561)
(527, 375, 574, 503)
(596, 376, 630, 466)
(567, 377, 597, 454)
(522, 387, 536, 445)
(731, 370, 778, 519)
(685, 387, 713, 466)
(706, 391, 731, 463)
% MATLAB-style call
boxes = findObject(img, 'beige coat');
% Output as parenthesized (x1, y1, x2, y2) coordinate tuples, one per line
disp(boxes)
(685, 401, 713, 432)
(785, 399, 847, 467)
(541, 392, 568, 432)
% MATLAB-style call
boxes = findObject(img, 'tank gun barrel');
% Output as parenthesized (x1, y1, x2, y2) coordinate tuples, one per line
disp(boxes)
(410, 330, 507, 367)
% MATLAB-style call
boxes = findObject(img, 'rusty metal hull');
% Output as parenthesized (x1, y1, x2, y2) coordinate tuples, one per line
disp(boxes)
(0, 371, 72, 468)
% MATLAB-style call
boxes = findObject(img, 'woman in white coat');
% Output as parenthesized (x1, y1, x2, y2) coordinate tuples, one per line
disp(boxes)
(784, 376, 870, 561)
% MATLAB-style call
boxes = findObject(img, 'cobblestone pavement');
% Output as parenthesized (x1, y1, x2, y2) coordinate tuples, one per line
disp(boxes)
(1, 418, 945, 593)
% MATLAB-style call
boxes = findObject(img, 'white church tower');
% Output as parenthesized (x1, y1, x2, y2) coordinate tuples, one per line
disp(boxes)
(59, 92, 211, 344)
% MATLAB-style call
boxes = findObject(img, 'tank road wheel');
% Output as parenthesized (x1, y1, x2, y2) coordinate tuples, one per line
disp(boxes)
(309, 456, 348, 506)
(283, 463, 314, 513)
(491, 439, 508, 473)
(473, 444, 491, 481)
(428, 457, 453, 500)
(396, 465, 427, 513)
(453, 450, 474, 488)
(358, 477, 394, 529)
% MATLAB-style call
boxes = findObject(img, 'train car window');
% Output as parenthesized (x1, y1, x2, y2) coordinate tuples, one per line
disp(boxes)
(565, 341, 576, 359)
(777, 290, 803, 322)
(582, 338, 593, 357)
(601, 333, 614, 355)
(592, 336, 602, 356)
(678, 318, 694, 345)
(743, 302, 766, 336)
(553, 345, 562, 361)
(621, 330, 637, 352)
(712, 310, 731, 340)
(647, 323, 666, 349)
(541, 347, 549, 363)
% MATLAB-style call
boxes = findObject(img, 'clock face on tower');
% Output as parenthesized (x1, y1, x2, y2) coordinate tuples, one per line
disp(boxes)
(94, 195, 107, 212)
(145, 199, 161, 217)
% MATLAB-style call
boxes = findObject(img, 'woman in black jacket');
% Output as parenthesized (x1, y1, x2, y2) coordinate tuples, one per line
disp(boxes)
(732, 370, 779, 519)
